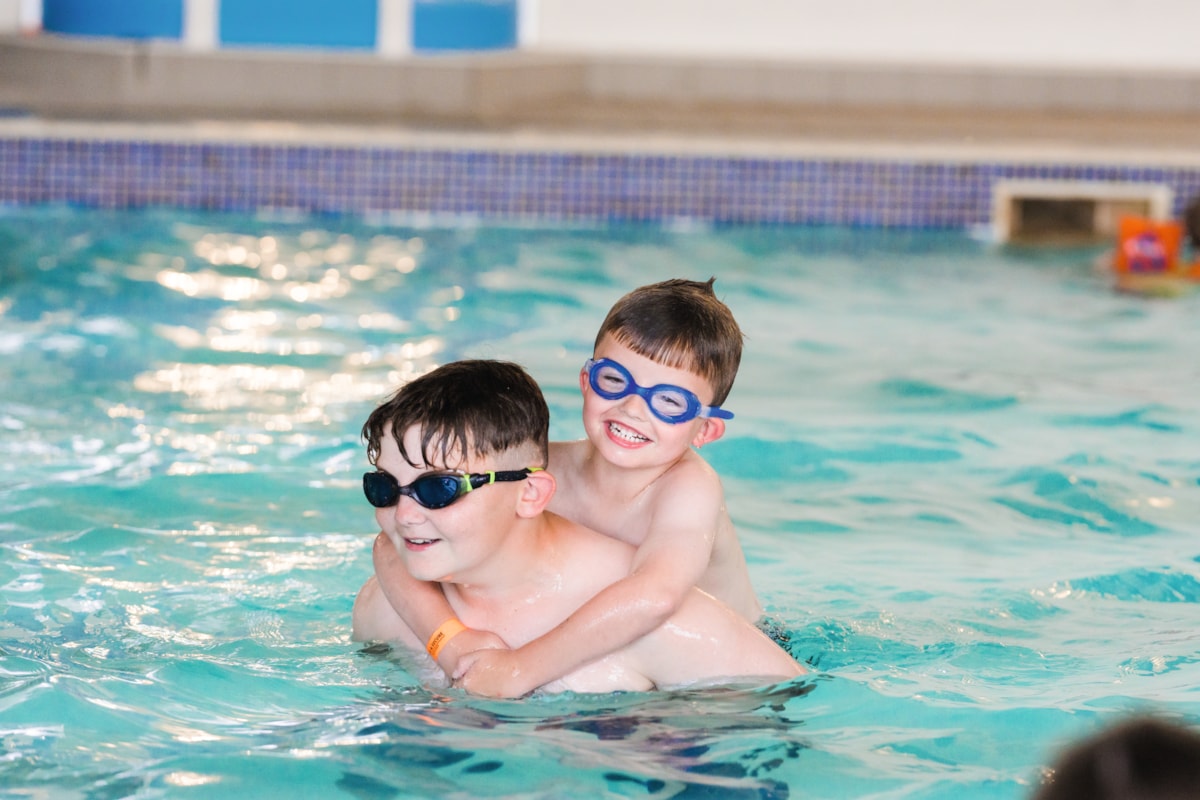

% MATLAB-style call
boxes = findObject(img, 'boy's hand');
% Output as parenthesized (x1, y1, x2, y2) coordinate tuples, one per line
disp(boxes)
(435, 628, 506, 678)
(453, 649, 537, 698)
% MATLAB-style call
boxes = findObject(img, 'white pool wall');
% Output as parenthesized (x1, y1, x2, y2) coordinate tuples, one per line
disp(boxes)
(3, 0, 1200, 72)
(531, 0, 1200, 72)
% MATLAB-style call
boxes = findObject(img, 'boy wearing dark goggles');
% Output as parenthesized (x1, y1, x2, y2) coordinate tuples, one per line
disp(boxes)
(351, 359, 802, 693)
(362, 468, 540, 511)
(368, 278, 768, 698)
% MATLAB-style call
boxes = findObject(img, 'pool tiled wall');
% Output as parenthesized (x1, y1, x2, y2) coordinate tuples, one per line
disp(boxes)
(2, 132, 1199, 229)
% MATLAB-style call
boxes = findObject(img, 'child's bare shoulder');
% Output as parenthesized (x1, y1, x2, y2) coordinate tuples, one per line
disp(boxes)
(546, 439, 592, 519)
(549, 440, 589, 487)
(548, 439, 586, 471)
(640, 451, 726, 527)
(652, 449, 724, 496)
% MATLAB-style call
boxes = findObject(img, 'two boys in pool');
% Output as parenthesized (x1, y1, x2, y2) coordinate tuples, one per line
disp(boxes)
(352, 278, 803, 693)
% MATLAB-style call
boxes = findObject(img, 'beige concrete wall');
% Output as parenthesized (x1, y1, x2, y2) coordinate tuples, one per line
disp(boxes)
(1, 33, 1197, 133)
(0, 36, 586, 122)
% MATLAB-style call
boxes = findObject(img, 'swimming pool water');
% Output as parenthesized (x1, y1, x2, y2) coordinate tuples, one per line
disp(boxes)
(1, 206, 1198, 799)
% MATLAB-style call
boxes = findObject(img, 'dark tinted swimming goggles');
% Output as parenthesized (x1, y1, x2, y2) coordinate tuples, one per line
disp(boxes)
(585, 358, 733, 424)
(362, 468, 541, 510)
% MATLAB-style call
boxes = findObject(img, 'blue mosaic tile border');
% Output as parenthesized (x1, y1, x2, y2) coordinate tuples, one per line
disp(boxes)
(2, 136, 1199, 228)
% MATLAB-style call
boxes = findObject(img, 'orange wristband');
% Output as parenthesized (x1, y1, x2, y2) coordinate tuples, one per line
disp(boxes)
(426, 618, 467, 661)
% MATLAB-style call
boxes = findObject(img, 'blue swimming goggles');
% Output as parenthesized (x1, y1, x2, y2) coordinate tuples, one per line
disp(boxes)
(584, 358, 733, 424)
(363, 468, 541, 510)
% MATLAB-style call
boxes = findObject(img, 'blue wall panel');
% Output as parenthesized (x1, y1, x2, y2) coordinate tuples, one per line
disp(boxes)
(219, 0, 378, 50)
(413, 0, 517, 51)
(43, 0, 183, 40)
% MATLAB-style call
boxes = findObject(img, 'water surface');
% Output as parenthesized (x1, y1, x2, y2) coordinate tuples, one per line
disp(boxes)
(1, 208, 1198, 798)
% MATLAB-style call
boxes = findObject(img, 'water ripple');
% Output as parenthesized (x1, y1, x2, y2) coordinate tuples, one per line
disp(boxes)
(1066, 568, 1200, 603)
(995, 467, 1159, 535)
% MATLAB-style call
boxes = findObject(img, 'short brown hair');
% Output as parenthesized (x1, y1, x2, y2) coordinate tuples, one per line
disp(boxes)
(595, 278, 743, 405)
(1034, 717, 1200, 800)
(362, 360, 549, 469)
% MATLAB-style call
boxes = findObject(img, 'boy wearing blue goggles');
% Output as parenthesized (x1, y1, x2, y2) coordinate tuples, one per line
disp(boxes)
(369, 278, 767, 700)
(583, 357, 733, 423)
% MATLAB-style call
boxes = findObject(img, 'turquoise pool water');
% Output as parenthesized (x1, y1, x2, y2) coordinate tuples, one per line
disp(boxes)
(1, 207, 1198, 799)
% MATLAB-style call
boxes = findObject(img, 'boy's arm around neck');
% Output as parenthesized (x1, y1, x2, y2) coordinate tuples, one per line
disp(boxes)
(454, 475, 720, 697)
(371, 532, 507, 675)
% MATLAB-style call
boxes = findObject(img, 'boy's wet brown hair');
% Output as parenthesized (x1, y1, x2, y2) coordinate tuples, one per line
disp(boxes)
(594, 277, 743, 406)
(362, 360, 550, 469)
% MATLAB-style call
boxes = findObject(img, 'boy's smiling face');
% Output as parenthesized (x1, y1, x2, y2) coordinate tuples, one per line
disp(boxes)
(581, 334, 725, 469)
(372, 424, 524, 585)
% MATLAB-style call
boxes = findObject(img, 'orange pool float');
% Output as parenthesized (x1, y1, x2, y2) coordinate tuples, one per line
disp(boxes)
(1113, 216, 1200, 296)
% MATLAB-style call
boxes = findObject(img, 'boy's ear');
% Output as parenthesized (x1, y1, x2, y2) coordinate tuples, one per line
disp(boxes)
(692, 418, 725, 448)
(578, 365, 589, 395)
(515, 468, 557, 518)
